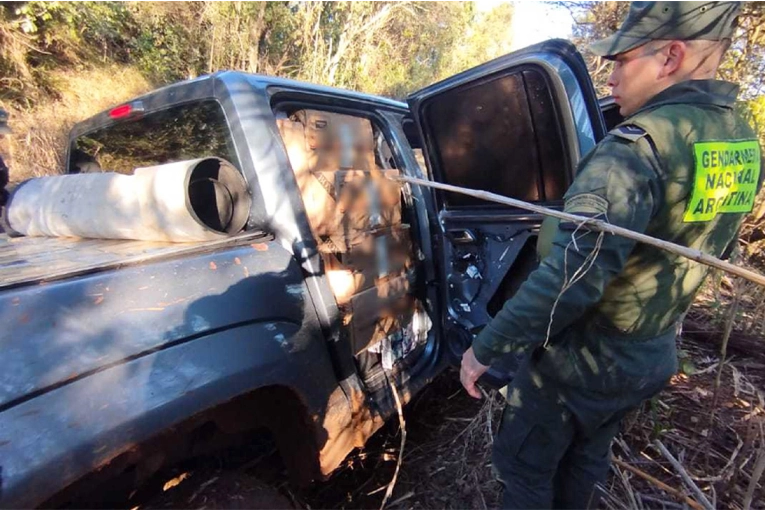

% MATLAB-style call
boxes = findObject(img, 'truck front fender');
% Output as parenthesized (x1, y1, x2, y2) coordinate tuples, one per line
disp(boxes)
(0, 318, 338, 508)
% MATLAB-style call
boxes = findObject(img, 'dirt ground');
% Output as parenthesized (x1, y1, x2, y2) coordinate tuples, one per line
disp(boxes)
(136, 367, 502, 510)
(138, 301, 765, 510)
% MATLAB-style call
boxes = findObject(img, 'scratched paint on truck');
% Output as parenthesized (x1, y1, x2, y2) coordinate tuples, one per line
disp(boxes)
(0, 236, 308, 410)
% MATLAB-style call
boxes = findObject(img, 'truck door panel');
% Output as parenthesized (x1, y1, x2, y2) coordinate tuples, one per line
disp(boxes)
(407, 40, 607, 382)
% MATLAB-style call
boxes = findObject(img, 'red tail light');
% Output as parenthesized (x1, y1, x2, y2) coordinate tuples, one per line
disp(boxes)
(109, 101, 144, 120)
(109, 104, 132, 119)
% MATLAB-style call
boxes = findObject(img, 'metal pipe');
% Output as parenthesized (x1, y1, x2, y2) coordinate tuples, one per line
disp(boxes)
(3, 158, 251, 242)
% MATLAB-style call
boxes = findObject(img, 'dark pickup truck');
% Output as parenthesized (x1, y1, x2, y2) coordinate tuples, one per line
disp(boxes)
(0, 40, 609, 507)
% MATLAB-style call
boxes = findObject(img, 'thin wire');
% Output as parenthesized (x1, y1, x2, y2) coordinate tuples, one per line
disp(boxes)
(543, 220, 606, 348)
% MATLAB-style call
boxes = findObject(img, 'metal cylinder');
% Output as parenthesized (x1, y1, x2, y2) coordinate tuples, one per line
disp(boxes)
(4, 158, 251, 242)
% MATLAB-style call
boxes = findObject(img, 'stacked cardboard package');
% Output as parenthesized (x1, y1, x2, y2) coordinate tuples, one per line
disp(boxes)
(277, 110, 417, 354)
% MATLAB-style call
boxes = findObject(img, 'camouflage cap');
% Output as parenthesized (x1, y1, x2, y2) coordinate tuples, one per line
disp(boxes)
(0, 109, 11, 135)
(590, 1, 741, 60)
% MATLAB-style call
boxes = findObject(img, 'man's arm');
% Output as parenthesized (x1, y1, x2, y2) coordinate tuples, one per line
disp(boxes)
(470, 137, 660, 367)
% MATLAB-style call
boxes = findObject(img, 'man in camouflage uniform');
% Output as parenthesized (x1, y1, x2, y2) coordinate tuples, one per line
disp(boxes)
(0, 109, 10, 208)
(459, 2, 762, 508)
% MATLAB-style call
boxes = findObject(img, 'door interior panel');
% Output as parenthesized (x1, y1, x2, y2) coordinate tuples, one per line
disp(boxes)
(424, 64, 575, 374)
(439, 213, 545, 381)
(407, 40, 607, 384)
(442, 217, 538, 327)
(437, 214, 545, 387)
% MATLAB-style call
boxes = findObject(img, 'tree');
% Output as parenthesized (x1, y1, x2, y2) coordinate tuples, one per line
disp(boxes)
(1, 1, 517, 105)
(566, 2, 765, 101)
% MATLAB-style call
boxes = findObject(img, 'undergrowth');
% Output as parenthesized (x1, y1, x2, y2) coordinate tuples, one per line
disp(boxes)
(4, 64, 150, 181)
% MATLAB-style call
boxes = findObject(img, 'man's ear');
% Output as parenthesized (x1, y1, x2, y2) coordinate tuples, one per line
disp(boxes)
(660, 41, 686, 77)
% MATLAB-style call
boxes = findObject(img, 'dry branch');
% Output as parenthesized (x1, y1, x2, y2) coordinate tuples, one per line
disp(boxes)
(654, 440, 714, 510)
(711, 273, 742, 426)
(683, 319, 765, 362)
(743, 426, 765, 510)
(396, 175, 765, 288)
(612, 458, 705, 510)
(638, 494, 688, 510)
(387, 490, 415, 508)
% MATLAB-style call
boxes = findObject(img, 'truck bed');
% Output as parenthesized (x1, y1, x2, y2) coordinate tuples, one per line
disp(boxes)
(0, 231, 270, 289)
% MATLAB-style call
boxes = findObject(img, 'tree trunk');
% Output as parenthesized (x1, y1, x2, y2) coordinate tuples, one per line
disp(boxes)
(248, 1, 268, 73)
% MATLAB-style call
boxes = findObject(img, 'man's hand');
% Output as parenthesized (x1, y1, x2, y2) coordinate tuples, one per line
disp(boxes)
(460, 347, 489, 399)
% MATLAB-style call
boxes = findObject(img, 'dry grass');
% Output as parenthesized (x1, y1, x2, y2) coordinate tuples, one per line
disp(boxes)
(604, 338, 765, 510)
(2, 64, 151, 182)
(389, 379, 504, 509)
(599, 260, 765, 510)
(301, 276, 765, 510)
(132, 331, 763, 510)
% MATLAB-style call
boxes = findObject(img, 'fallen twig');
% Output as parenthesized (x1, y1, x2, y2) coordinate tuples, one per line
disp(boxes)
(691, 434, 744, 482)
(612, 458, 704, 510)
(380, 377, 407, 510)
(444, 417, 473, 422)
(695, 361, 722, 375)
(187, 476, 219, 504)
(639, 494, 688, 510)
(742, 425, 765, 510)
(612, 460, 641, 510)
(473, 471, 488, 510)
(395, 175, 765, 287)
(449, 399, 489, 445)
(387, 490, 415, 508)
(654, 440, 714, 510)
(481, 387, 494, 446)
(367, 484, 387, 496)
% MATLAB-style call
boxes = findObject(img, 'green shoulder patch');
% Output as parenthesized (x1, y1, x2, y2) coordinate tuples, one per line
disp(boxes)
(561, 193, 609, 230)
(683, 139, 762, 223)
(564, 193, 609, 217)
(610, 124, 648, 143)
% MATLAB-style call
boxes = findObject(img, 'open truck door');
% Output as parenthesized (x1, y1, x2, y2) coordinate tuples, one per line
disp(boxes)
(407, 39, 607, 386)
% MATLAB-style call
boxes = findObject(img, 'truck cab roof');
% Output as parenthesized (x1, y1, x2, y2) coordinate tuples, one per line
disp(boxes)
(69, 71, 409, 143)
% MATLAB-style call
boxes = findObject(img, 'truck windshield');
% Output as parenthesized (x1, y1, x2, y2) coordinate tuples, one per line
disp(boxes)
(68, 99, 240, 175)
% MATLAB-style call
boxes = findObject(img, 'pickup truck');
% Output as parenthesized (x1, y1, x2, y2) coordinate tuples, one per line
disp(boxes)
(0, 40, 608, 507)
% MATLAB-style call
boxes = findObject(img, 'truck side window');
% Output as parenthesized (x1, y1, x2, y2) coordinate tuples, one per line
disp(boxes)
(422, 67, 569, 208)
(68, 100, 241, 175)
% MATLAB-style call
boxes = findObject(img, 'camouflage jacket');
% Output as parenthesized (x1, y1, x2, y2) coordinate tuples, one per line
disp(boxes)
(472, 80, 762, 389)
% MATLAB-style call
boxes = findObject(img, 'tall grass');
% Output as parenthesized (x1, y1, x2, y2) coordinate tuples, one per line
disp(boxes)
(4, 65, 151, 183)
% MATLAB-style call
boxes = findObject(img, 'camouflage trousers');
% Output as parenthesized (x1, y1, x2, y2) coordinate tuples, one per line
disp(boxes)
(492, 346, 674, 509)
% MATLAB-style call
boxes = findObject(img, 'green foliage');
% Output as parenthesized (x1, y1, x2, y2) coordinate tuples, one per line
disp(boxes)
(648, 396, 669, 436)
(13, 1, 135, 63)
(677, 349, 697, 375)
(738, 95, 765, 146)
(1, 1, 517, 108)
(132, 27, 181, 83)
(1, 1, 138, 104)
(566, 1, 765, 143)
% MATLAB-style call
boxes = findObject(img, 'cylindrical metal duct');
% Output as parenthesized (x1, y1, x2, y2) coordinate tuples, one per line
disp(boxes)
(3, 158, 251, 242)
